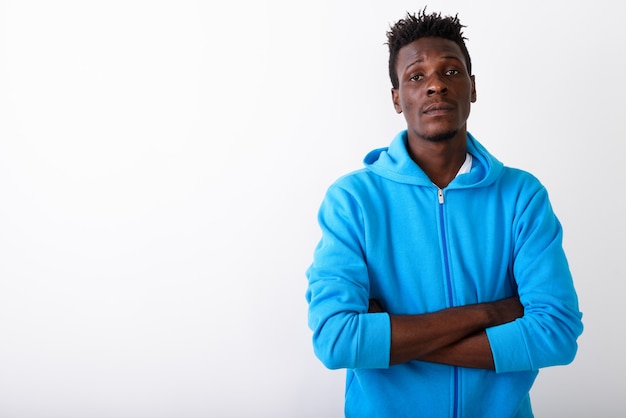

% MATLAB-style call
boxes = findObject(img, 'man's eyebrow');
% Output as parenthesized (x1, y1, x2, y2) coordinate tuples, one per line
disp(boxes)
(405, 58, 424, 71)
(405, 54, 463, 70)
(441, 55, 464, 62)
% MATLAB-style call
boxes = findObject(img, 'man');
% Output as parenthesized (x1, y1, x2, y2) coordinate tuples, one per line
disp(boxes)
(305, 9, 583, 418)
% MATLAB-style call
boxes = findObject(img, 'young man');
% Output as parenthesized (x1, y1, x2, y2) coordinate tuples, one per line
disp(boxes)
(306, 10, 583, 418)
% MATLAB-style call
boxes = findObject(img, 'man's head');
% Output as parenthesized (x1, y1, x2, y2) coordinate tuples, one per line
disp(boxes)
(386, 9, 472, 89)
(387, 10, 476, 145)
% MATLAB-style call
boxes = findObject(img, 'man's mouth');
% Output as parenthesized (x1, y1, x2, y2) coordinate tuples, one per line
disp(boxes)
(423, 102, 454, 115)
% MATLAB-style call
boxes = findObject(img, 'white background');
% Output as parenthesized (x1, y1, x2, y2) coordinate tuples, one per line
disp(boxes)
(0, 1, 623, 417)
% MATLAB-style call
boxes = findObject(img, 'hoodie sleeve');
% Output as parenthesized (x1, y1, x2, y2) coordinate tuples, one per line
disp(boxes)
(486, 177, 584, 373)
(305, 183, 391, 370)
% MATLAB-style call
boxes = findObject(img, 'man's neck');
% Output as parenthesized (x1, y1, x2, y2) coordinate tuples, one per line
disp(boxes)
(406, 133, 468, 189)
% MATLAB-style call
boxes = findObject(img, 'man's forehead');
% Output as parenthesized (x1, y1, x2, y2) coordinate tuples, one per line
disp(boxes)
(397, 37, 466, 71)
(400, 37, 464, 59)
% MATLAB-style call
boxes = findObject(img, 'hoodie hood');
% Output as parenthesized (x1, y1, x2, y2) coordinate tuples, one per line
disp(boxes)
(363, 130, 504, 188)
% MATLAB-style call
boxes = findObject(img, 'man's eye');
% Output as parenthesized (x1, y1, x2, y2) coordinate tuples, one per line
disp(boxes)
(446, 69, 460, 76)
(410, 74, 423, 81)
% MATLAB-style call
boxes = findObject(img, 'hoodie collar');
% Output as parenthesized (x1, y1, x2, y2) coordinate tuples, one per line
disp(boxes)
(363, 130, 503, 188)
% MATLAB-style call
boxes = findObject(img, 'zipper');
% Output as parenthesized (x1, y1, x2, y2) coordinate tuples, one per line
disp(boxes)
(437, 188, 454, 308)
(437, 187, 459, 418)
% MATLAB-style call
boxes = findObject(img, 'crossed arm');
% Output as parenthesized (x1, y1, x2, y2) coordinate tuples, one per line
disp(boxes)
(369, 297, 524, 369)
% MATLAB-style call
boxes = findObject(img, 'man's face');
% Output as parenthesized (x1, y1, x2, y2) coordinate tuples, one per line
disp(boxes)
(392, 37, 476, 143)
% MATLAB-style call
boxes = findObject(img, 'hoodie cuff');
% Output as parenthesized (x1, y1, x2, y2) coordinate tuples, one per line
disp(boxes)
(486, 321, 533, 373)
(359, 312, 392, 368)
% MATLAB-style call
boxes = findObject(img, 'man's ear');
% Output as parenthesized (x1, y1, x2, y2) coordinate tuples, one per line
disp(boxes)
(470, 75, 477, 103)
(391, 88, 402, 113)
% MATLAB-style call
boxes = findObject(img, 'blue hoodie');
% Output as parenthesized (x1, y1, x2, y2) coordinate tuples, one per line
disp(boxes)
(306, 130, 583, 418)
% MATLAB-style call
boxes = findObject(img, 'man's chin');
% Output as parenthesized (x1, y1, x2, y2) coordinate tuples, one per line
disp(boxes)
(422, 129, 458, 143)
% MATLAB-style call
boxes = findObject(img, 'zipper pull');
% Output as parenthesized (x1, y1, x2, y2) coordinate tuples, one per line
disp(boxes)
(438, 188, 444, 204)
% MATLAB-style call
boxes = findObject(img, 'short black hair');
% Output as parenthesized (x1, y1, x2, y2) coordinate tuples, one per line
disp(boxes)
(386, 9, 472, 89)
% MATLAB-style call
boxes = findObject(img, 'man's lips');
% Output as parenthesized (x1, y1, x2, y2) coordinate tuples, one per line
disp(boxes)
(423, 102, 454, 114)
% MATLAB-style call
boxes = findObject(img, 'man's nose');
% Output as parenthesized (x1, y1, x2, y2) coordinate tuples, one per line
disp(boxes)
(426, 74, 448, 95)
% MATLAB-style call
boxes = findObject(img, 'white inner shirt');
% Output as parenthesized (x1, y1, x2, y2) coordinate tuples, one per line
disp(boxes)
(456, 153, 473, 177)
